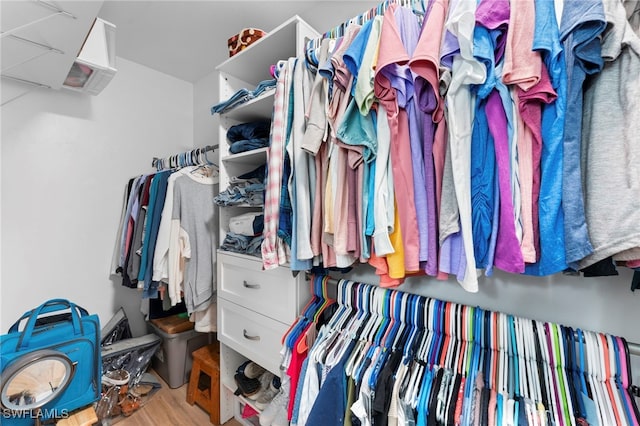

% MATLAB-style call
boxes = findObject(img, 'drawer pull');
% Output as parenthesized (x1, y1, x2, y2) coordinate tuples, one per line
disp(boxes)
(243, 280, 261, 289)
(243, 329, 261, 341)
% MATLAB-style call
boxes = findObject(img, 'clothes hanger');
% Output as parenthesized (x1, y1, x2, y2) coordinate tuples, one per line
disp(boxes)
(549, 322, 571, 426)
(454, 305, 467, 375)
(604, 333, 630, 426)
(281, 275, 319, 346)
(532, 321, 549, 424)
(295, 277, 336, 355)
(578, 328, 601, 425)
(390, 292, 409, 351)
(439, 302, 453, 369)
(526, 320, 540, 422)
(521, 318, 537, 426)
(519, 318, 534, 406)
(501, 313, 512, 424)
(310, 281, 351, 364)
(556, 324, 577, 426)
(368, 292, 396, 387)
(415, 297, 432, 363)
(596, 332, 622, 426)
(344, 286, 376, 377)
(616, 336, 640, 426)
(324, 280, 347, 331)
(585, 330, 607, 426)
(548, 322, 568, 426)
(509, 315, 520, 399)
(449, 304, 462, 372)
(372, 289, 392, 347)
(494, 311, 502, 393)
(565, 327, 586, 422)
(593, 331, 616, 426)
(430, 300, 445, 368)
(330, 280, 357, 332)
(401, 294, 420, 362)
(383, 291, 401, 350)
(538, 321, 560, 426)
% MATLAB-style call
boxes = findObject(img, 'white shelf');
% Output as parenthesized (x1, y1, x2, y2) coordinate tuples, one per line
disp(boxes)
(221, 147, 268, 166)
(221, 89, 276, 122)
(217, 15, 316, 86)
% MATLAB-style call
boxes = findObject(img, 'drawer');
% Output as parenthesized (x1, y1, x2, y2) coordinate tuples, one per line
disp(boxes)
(218, 251, 297, 324)
(217, 298, 288, 376)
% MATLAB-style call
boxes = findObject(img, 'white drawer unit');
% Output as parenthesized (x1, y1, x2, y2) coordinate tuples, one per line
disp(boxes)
(218, 251, 297, 324)
(218, 298, 288, 376)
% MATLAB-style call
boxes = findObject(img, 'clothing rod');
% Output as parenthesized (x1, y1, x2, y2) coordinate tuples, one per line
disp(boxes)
(310, 0, 423, 43)
(313, 276, 640, 356)
(151, 144, 218, 169)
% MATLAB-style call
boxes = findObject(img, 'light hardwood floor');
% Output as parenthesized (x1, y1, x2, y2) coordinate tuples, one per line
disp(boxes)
(112, 371, 241, 426)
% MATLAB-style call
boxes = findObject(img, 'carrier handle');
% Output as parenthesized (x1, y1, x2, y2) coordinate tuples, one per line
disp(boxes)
(12, 299, 86, 350)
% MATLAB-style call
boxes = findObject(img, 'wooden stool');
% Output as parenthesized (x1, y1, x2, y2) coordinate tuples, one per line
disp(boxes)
(186, 341, 220, 425)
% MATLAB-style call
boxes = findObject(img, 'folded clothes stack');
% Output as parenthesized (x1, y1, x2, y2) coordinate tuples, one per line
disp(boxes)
(221, 233, 263, 257)
(214, 164, 266, 207)
(227, 120, 271, 154)
(222, 212, 264, 257)
(229, 212, 264, 236)
(210, 79, 276, 114)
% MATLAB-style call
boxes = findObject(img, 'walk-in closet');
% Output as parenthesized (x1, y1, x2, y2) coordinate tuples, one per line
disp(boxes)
(1, 0, 639, 425)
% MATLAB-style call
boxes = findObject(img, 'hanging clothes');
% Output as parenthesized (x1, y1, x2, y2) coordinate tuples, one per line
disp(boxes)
(259, 0, 640, 290)
(284, 279, 640, 426)
(112, 149, 219, 330)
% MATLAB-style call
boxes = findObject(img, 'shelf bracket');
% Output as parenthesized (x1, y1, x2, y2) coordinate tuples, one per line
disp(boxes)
(1, 0, 76, 39)
(1, 74, 51, 89)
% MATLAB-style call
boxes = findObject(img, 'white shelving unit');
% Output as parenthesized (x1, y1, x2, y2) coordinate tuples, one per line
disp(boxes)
(214, 16, 319, 424)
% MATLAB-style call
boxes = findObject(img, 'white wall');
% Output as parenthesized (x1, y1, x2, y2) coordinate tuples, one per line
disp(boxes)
(194, 70, 219, 151)
(1, 57, 193, 337)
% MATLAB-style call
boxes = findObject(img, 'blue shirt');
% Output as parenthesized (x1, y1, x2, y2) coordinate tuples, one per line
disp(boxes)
(525, 0, 569, 276)
(141, 171, 171, 298)
(343, 19, 374, 95)
(559, 0, 605, 266)
(306, 340, 356, 425)
(471, 22, 497, 269)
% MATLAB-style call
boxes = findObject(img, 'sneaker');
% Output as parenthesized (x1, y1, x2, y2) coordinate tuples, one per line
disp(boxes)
(237, 360, 266, 379)
(253, 374, 281, 410)
(234, 372, 261, 398)
(259, 379, 289, 426)
(247, 371, 273, 401)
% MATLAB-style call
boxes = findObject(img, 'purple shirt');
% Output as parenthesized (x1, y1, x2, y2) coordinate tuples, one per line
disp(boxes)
(393, 6, 430, 265)
(439, 232, 467, 282)
(486, 91, 525, 273)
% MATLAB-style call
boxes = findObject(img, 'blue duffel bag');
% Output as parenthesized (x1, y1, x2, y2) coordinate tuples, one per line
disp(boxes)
(0, 299, 100, 424)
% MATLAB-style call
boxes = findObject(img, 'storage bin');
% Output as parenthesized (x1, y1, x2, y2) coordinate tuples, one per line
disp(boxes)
(147, 315, 210, 388)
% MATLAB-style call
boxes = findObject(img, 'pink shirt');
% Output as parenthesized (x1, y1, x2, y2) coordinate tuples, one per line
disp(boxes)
(502, 0, 542, 263)
(517, 63, 557, 261)
(409, 0, 449, 276)
(375, 5, 420, 273)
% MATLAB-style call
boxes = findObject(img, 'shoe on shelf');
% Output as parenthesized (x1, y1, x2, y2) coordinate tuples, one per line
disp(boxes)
(236, 360, 266, 379)
(253, 373, 282, 410)
(259, 379, 289, 426)
(248, 371, 274, 401)
(234, 372, 261, 398)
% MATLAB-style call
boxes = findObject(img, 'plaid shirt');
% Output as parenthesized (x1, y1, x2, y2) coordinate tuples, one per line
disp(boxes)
(262, 58, 296, 269)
